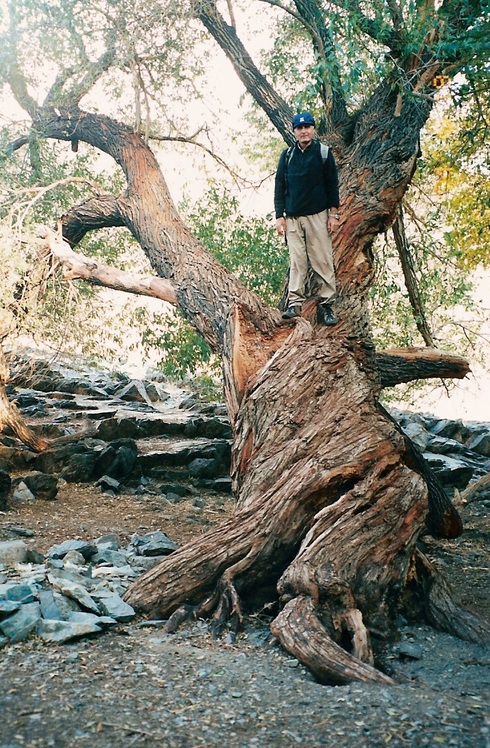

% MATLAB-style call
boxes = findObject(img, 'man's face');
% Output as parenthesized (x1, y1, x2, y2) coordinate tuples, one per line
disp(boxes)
(293, 124, 315, 148)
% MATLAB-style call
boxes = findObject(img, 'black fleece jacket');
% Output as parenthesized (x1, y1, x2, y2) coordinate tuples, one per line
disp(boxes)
(274, 140, 339, 219)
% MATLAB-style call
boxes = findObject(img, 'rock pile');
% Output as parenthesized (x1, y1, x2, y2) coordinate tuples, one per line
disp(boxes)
(1, 355, 488, 503)
(0, 530, 176, 647)
(1, 355, 233, 507)
(392, 408, 490, 491)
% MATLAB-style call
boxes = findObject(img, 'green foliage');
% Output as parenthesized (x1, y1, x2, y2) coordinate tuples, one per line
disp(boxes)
(182, 183, 288, 307)
(137, 305, 218, 380)
(415, 106, 490, 271)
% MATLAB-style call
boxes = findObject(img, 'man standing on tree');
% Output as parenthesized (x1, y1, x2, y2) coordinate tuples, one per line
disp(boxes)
(274, 112, 340, 325)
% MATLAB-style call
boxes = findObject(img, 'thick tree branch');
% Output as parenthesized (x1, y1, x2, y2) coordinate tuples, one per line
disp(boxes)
(44, 44, 117, 109)
(376, 347, 470, 387)
(292, 0, 348, 129)
(194, 0, 294, 144)
(21, 104, 277, 419)
(60, 194, 125, 246)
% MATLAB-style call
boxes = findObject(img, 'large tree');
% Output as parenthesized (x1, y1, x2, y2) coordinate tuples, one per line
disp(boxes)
(1, 0, 489, 684)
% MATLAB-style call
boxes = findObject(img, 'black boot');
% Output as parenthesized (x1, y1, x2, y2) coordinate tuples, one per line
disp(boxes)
(318, 302, 338, 326)
(282, 304, 302, 319)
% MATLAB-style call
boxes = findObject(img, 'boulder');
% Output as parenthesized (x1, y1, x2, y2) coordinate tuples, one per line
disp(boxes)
(129, 530, 177, 557)
(0, 601, 41, 642)
(91, 589, 135, 622)
(37, 618, 102, 643)
(47, 539, 98, 560)
(0, 540, 29, 566)
(18, 471, 59, 501)
(11, 481, 36, 503)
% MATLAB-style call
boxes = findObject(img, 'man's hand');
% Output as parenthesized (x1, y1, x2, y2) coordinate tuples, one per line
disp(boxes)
(276, 217, 286, 238)
(327, 214, 340, 233)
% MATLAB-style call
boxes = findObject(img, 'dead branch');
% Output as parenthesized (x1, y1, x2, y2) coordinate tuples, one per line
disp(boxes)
(42, 227, 177, 305)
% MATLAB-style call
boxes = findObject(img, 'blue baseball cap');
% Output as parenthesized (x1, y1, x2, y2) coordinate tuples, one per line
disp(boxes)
(292, 112, 315, 128)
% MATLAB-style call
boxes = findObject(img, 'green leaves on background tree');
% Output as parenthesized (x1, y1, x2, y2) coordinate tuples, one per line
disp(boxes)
(182, 184, 288, 307)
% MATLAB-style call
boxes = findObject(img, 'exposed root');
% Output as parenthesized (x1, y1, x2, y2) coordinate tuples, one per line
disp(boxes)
(211, 579, 244, 637)
(412, 549, 490, 646)
(163, 604, 195, 634)
(271, 596, 395, 686)
(0, 386, 48, 452)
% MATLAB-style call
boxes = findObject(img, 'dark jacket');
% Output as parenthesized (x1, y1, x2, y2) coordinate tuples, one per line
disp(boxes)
(274, 140, 339, 219)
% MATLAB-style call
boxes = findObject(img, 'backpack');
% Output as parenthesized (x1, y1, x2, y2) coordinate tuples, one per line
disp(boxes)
(285, 141, 329, 169)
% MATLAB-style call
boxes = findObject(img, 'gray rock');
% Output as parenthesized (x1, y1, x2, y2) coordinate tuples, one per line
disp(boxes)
(466, 430, 490, 457)
(51, 591, 83, 619)
(68, 611, 117, 628)
(0, 599, 22, 618)
(2, 583, 36, 604)
(91, 589, 135, 622)
(47, 539, 97, 560)
(145, 382, 170, 403)
(115, 380, 152, 404)
(91, 564, 136, 580)
(47, 570, 100, 613)
(38, 589, 65, 621)
(188, 458, 218, 479)
(423, 452, 478, 488)
(2, 525, 35, 538)
(401, 422, 430, 451)
(95, 534, 121, 551)
(60, 452, 97, 482)
(11, 482, 36, 503)
(0, 540, 29, 566)
(0, 602, 41, 642)
(129, 530, 177, 557)
(37, 618, 102, 643)
(18, 471, 59, 501)
(63, 550, 87, 567)
(107, 444, 138, 479)
(95, 474, 121, 494)
(127, 555, 169, 572)
(91, 549, 129, 567)
(398, 641, 423, 660)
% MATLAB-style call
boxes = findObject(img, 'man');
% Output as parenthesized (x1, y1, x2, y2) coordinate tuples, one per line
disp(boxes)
(274, 112, 340, 325)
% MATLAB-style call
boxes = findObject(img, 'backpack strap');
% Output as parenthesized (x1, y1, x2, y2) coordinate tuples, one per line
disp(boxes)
(286, 141, 329, 168)
(320, 142, 329, 162)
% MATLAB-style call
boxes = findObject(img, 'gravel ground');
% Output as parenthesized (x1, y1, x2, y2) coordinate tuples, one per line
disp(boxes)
(1, 619, 489, 748)
(0, 487, 489, 748)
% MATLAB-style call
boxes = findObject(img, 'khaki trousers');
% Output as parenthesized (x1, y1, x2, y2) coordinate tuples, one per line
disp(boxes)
(285, 210, 336, 305)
